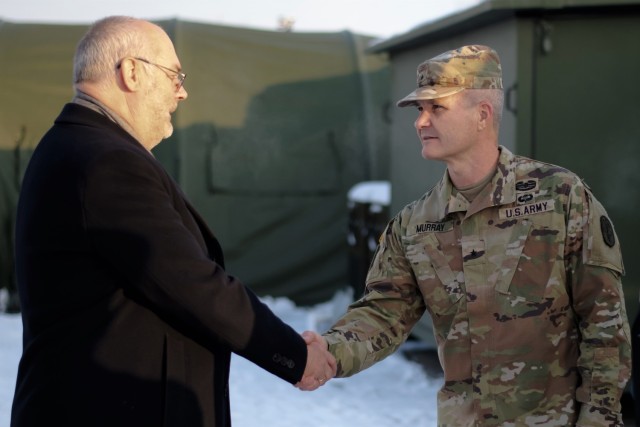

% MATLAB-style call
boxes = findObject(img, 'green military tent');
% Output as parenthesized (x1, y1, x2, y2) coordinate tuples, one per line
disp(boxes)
(0, 19, 391, 309)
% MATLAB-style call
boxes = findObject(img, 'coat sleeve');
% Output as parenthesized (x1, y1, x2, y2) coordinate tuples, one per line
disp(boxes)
(324, 215, 426, 377)
(566, 185, 631, 426)
(82, 147, 307, 384)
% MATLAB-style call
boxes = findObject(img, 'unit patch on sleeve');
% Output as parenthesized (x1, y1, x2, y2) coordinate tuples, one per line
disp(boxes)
(600, 215, 616, 247)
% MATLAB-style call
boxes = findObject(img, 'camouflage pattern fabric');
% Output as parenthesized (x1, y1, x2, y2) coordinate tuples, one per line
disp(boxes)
(397, 45, 503, 107)
(324, 146, 631, 426)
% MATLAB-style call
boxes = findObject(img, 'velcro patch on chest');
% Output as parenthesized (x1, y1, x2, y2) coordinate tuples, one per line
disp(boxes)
(414, 221, 454, 234)
(515, 178, 539, 192)
(499, 199, 555, 219)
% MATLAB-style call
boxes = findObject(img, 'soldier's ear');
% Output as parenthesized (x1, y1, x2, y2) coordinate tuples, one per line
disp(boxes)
(478, 101, 492, 131)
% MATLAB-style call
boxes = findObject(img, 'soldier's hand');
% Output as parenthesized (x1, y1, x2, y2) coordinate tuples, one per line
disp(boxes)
(295, 331, 336, 391)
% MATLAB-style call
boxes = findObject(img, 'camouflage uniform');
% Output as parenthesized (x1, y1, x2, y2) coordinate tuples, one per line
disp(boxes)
(324, 146, 631, 426)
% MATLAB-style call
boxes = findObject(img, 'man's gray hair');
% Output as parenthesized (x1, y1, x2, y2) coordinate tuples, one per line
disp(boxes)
(73, 16, 148, 84)
(464, 88, 504, 131)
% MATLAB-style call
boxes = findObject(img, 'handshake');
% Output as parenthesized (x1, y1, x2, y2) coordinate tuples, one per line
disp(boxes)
(295, 331, 336, 391)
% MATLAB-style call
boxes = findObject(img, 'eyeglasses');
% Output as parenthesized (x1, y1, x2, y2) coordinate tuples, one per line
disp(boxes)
(117, 57, 186, 90)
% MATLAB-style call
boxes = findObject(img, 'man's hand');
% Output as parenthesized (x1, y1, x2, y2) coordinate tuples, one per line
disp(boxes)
(295, 331, 336, 391)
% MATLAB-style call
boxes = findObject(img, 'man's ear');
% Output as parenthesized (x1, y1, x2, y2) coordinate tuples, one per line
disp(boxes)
(478, 101, 493, 131)
(117, 58, 143, 91)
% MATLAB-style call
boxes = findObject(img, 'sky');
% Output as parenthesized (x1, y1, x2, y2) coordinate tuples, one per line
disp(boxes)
(0, 290, 443, 427)
(1, 0, 484, 39)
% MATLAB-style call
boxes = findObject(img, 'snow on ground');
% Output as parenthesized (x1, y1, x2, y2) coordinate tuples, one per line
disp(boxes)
(0, 290, 441, 427)
(0, 313, 21, 423)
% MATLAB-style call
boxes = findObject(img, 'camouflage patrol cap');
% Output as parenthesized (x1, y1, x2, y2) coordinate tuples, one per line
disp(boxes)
(397, 45, 503, 107)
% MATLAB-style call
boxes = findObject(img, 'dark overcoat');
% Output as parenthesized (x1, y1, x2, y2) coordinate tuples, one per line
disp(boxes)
(11, 104, 307, 426)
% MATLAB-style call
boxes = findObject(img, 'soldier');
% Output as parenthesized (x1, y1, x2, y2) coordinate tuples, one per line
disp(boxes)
(300, 45, 631, 426)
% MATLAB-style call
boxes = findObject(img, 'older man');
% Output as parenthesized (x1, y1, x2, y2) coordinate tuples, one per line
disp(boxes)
(12, 16, 335, 427)
(304, 45, 631, 426)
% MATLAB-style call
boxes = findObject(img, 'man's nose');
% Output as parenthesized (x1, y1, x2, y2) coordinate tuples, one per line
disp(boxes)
(415, 111, 431, 129)
(178, 85, 188, 100)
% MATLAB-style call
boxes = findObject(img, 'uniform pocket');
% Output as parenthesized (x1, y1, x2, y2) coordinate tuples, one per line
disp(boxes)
(403, 232, 463, 316)
(491, 218, 559, 304)
(588, 347, 622, 408)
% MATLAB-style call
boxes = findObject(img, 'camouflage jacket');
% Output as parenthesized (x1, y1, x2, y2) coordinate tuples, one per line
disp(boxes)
(324, 146, 631, 426)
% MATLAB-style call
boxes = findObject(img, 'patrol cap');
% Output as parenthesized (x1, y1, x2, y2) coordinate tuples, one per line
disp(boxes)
(396, 45, 503, 107)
